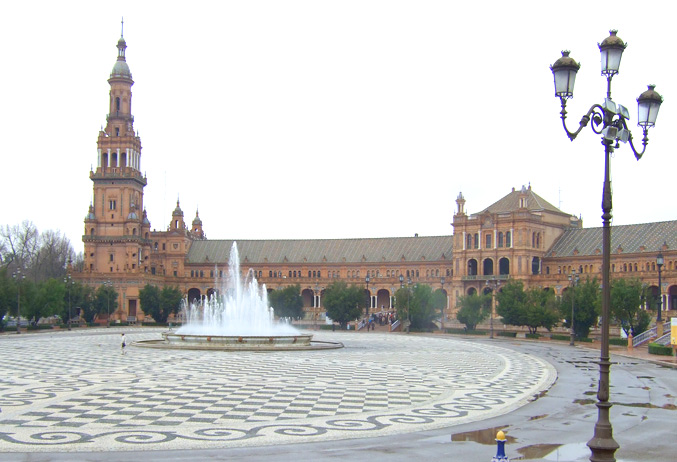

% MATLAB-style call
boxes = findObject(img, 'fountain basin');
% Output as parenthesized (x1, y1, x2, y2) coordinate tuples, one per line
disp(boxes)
(134, 332, 343, 351)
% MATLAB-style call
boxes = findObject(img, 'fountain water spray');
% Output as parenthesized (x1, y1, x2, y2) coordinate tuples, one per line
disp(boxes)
(176, 242, 299, 336)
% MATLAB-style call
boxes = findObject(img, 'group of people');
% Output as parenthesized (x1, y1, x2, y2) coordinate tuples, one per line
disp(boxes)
(363, 312, 398, 331)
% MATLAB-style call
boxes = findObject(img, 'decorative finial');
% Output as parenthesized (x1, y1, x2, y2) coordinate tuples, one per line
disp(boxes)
(121, 17, 124, 38)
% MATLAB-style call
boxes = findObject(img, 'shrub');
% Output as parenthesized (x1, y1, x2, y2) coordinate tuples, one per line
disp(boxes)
(648, 343, 673, 356)
(27, 324, 53, 331)
(551, 334, 570, 341)
(609, 338, 628, 346)
(525, 333, 541, 339)
(497, 331, 517, 337)
(445, 328, 486, 335)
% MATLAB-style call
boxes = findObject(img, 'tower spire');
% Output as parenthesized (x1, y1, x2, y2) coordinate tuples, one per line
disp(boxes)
(121, 17, 124, 38)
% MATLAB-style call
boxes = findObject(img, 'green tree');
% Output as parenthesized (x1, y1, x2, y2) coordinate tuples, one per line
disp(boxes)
(159, 286, 183, 323)
(68, 282, 95, 323)
(35, 278, 66, 321)
(139, 284, 161, 322)
(495, 280, 528, 327)
(559, 277, 600, 339)
(433, 289, 447, 319)
(456, 292, 490, 330)
(323, 281, 364, 328)
(268, 284, 304, 319)
(93, 284, 118, 324)
(0, 268, 12, 330)
(394, 284, 439, 330)
(523, 287, 560, 334)
(610, 278, 651, 337)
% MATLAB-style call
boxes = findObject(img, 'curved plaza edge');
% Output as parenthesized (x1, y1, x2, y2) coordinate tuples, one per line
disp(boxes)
(0, 328, 556, 453)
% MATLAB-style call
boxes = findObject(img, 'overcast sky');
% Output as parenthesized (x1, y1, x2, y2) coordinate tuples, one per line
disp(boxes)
(2, 1, 675, 254)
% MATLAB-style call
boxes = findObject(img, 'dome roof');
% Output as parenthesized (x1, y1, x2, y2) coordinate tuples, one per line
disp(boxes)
(192, 211, 202, 225)
(172, 200, 184, 217)
(111, 60, 132, 79)
(127, 211, 139, 220)
(85, 204, 96, 221)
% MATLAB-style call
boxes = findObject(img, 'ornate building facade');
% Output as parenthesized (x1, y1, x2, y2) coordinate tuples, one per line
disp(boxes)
(75, 34, 677, 324)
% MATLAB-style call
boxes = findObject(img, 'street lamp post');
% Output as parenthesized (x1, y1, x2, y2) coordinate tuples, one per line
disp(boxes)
(12, 269, 25, 334)
(365, 274, 370, 320)
(64, 274, 73, 331)
(485, 279, 500, 339)
(440, 277, 446, 325)
(398, 274, 411, 333)
(656, 252, 664, 335)
(551, 30, 663, 462)
(106, 279, 112, 327)
(568, 269, 580, 346)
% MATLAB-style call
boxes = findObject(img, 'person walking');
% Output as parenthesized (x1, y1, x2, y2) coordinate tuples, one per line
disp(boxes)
(121, 333, 126, 355)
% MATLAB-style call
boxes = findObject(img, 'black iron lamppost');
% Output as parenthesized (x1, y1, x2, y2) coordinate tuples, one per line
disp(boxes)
(440, 276, 446, 324)
(398, 274, 412, 333)
(568, 269, 580, 346)
(656, 252, 664, 330)
(485, 279, 500, 339)
(551, 30, 663, 462)
(365, 273, 371, 319)
(12, 269, 25, 334)
(105, 279, 113, 327)
(64, 274, 73, 331)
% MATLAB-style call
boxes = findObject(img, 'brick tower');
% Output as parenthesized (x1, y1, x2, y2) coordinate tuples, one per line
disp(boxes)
(82, 24, 151, 320)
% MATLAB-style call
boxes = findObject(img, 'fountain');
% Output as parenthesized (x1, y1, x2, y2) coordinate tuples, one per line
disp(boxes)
(137, 242, 342, 351)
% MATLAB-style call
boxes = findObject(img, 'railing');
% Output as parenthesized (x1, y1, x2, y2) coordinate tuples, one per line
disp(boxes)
(357, 319, 367, 331)
(390, 319, 400, 331)
(656, 332, 671, 346)
(632, 321, 670, 347)
(461, 274, 510, 282)
(633, 326, 657, 347)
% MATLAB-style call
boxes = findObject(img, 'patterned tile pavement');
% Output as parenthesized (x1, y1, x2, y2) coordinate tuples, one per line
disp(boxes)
(0, 329, 556, 452)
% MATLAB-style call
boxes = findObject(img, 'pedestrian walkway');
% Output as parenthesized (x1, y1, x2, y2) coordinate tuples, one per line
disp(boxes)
(0, 328, 555, 453)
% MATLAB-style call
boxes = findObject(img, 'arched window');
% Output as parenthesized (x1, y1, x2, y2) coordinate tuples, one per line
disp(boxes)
(466, 234, 472, 249)
(474, 233, 479, 249)
(498, 232, 504, 248)
(115, 97, 121, 112)
(506, 231, 512, 247)
(90, 228, 95, 236)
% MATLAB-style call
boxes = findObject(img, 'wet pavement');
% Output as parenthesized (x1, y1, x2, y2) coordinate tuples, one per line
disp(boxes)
(0, 329, 674, 461)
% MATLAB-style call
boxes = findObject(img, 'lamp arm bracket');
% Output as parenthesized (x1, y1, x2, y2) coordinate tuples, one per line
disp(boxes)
(559, 99, 604, 141)
(618, 117, 649, 160)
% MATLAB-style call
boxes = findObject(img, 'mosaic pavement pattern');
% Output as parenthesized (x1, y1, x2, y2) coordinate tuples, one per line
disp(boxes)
(0, 329, 556, 452)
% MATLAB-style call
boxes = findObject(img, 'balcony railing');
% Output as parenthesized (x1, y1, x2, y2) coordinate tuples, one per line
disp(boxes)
(461, 274, 510, 282)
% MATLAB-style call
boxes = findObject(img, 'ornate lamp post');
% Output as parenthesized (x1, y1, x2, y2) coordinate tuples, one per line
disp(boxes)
(398, 274, 411, 333)
(656, 252, 664, 335)
(64, 274, 73, 331)
(485, 279, 501, 339)
(440, 276, 446, 324)
(551, 30, 663, 462)
(365, 273, 371, 319)
(12, 269, 25, 334)
(105, 279, 113, 327)
(568, 269, 580, 346)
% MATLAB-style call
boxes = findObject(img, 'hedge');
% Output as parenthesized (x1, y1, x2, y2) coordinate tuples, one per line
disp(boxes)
(525, 333, 541, 339)
(648, 343, 673, 356)
(551, 334, 570, 341)
(27, 324, 54, 331)
(609, 338, 629, 346)
(445, 328, 486, 335)
(497, 331, 517, 337)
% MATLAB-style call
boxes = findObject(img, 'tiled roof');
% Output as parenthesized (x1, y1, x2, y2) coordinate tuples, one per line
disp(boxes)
(477, 186, 568, 216)
(187, 236, 454, 265)
(546, 220, 677, 258)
